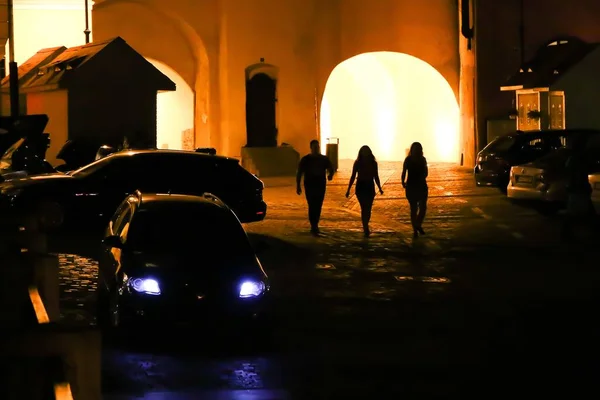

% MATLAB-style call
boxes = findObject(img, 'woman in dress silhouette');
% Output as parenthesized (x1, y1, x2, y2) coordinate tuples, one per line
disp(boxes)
(346, 145, 384, 237)
(402, 142, 429, 238)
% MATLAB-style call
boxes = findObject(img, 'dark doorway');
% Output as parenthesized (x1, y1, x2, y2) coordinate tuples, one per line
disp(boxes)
(245, 73, 277, 147)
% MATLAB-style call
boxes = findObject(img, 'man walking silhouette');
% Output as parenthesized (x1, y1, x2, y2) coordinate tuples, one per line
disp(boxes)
(296, 139, 334, 235)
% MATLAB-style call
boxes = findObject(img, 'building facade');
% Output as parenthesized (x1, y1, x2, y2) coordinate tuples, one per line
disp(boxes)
(92, 0, 466, 162)
(474, 0, 600, 150)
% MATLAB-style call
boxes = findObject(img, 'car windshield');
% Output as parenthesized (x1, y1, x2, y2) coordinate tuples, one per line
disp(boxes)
(1, 137, 24, 161)
(126, 203, 252, 253)
(0, 138, 25, 170)
(484, 136, 516, 152)
(69, 155, 112, 178)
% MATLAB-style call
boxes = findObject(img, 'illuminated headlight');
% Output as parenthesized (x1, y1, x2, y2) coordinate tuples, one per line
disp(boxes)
(239, 280, 266, 298)
(130, 277, 161, 295)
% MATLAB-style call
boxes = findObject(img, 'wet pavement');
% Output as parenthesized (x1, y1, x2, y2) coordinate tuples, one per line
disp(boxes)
(55, 160, 600, 398)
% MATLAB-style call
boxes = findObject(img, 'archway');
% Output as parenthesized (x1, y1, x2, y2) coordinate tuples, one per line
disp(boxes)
(146, 58, 195, 150)
(93, 0, 211, 149)
(320, 52, 460, 162)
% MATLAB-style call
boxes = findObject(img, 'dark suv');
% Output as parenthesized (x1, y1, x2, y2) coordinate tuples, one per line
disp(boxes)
(0, 149, 266, 232)
(474, 129, 600, 189)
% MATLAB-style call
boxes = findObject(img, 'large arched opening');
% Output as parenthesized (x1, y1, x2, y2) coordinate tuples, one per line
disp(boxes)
(320, 52, 460, 163)
(146, 58, 195, 150)
(93, 0, 211, 149)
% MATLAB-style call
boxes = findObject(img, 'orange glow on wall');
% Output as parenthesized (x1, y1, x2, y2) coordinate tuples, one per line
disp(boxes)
(5, 2, 90, 65)
(320, 52, 460, 162)
(146, 59, 195, 150)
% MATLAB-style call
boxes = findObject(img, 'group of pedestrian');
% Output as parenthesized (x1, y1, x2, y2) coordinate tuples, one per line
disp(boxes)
(296, 139, 429, 238)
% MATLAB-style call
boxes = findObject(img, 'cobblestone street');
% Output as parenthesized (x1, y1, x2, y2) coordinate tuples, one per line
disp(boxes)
(57, 160, 600, 398)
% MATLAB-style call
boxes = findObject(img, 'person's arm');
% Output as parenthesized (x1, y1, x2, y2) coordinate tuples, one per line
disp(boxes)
(374, 162, 383, 194)
(326, 157, 334, 181)
(424, 157, 429, 178)
(296, 158, 304, 194)
(346, 163, 357, 197)
(401, 159, 408, 188)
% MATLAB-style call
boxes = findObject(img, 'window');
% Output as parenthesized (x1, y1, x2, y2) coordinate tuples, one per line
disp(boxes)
(549, 92, 565, 130)
(516, 92, 541, 132)
(484, 136, 516, 152)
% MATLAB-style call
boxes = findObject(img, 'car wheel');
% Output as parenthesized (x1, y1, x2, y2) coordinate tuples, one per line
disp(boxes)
(35, 199, 64, 231)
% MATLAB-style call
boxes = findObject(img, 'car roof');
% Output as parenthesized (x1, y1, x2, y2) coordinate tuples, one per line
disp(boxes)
(132, 192, 230, 210)
(109, 149, 238, 163)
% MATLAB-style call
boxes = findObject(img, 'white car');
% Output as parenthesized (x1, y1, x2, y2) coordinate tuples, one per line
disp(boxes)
(507, 149, 568, 214)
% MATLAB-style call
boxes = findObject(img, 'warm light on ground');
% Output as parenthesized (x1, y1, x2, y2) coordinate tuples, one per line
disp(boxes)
(147, 59, 195, 150)
(320, 52, 460, 162)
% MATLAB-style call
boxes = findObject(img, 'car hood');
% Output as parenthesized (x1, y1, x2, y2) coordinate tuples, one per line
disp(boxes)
(126, 250, 264, 280)
(1, 172, 72, 188)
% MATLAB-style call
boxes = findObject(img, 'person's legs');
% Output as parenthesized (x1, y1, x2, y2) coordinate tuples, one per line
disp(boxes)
(357, 194, 375, 235)
(417, 199, 428, 232)
(408, 200, 418, 237)
(305, 184, 325, 233)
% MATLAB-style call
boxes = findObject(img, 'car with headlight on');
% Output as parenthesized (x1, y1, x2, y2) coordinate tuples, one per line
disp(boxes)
(96, 191, 270, 328)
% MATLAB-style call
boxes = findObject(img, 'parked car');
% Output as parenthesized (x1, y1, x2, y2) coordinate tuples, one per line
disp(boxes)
(507, 135, 600, 214)
(0, 114, 49, 156)
(96, 191, 270, 327)
(55, 139, 119, 173)
(0, 115, 55, 181)
(474, 129, 598, 190)
(0, 149, 267, 234)
(590, 172, 600, 212)
(0, 134, 55, 180)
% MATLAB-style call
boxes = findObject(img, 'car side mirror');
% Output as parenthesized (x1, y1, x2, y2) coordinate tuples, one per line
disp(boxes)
(102, 235, 124, 249)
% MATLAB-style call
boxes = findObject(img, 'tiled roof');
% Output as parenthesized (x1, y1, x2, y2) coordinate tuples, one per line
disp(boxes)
(0, 46, 66, 88)
(21, 38, 117, 89)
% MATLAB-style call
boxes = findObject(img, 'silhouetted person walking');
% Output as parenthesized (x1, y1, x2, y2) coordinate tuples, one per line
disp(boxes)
(346, 145, 384, 237)
(562, 134, 594, 240)
(402, 142, 428, 238)
(297, 139, 334, 235)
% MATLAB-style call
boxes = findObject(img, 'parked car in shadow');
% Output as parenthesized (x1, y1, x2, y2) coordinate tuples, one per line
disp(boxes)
(0, 134, 55, 180)
(590, 172, 600, 212)
(55, 139, 119, 173)
(96, 191, 270, 328)
(0, 115, 55, 181)
(0, 149, 267, 235)
(474, 129, 599, 190)
(0, 114, 49, 156)
(507, 135, 600, 215)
